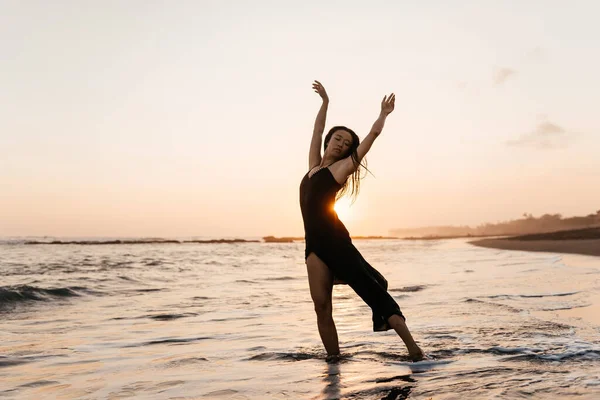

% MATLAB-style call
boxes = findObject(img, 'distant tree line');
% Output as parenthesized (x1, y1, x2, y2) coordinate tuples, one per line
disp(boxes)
(390, 210, 600, 238)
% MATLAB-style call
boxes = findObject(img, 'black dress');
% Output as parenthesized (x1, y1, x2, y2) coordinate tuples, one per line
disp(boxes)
(299, 166, 405, 331)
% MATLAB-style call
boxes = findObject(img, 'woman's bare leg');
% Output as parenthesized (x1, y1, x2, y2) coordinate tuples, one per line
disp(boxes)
(306, 253, 339, 356)
(387, 314, 425, 361)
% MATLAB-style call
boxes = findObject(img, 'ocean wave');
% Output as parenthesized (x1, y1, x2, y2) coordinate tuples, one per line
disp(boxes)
(161, 357, 209, 368)
(343, 386, 413, 400)
(0, 285, 87, 306)
(147, 313, 199, 321)
(390, 285, 428, 293)
(456, 346, 600, 363)
(263, 276, 301, 281)
(123, 336, 212, 348)
(110, 312, 199, 321)
(246, 351, 322, 362)
(0, 356, 30, 368)
(505, 349, 600, 362)
(486, 291, 580, 299)
(464, 298, 523, 313)
(540, 303, 592, 311)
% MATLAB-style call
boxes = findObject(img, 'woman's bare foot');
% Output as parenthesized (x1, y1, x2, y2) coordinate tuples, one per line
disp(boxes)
(326, 354, 341, 363)
(387, 315, 425, 361)
(408, 346, 425, 362)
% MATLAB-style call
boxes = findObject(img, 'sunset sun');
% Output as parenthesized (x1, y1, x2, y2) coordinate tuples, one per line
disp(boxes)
(334, 197, 354, 221)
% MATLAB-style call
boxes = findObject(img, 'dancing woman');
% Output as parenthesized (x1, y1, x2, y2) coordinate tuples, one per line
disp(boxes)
(299, 80, 424, 362)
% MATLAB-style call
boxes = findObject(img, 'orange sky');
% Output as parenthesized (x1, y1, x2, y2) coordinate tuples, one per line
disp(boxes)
(1, 1, 599, 238)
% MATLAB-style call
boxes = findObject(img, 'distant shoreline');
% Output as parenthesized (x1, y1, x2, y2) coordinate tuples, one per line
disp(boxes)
(21, 239, 260, 245)
(469, 228, 600, 257)
(400, 234, 498, 240)
(18, 235, 400, 245)
(263, 235, 398, 243)
(16, 228, 600, 254)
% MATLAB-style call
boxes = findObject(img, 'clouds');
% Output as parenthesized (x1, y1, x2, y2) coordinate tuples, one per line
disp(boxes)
(494, 68, 517, 86)
(491, 46, 547, 86)
(507, 120, 575, 149)
(494, 48, 576, 151)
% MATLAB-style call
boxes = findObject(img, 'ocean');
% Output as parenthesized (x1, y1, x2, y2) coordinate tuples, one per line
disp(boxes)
(1, 238, 599, 399)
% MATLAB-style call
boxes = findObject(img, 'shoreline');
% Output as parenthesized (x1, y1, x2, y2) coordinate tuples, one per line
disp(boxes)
(15, 236, 402, 245)
(470, 238, 600, 257)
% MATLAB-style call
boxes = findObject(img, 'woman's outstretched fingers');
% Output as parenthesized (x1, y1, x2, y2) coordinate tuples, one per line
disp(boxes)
(312, 80, 329, 101)
(381, 93, 395, 114)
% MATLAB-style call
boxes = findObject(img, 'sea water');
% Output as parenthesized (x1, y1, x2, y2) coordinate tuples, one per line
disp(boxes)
(1, 238, 599, 399)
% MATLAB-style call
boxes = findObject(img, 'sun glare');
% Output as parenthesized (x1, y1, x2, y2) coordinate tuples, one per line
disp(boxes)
(334, 197, 354, 221)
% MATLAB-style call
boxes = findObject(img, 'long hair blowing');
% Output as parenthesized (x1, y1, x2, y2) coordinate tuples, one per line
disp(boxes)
(324, 126, 370, 203)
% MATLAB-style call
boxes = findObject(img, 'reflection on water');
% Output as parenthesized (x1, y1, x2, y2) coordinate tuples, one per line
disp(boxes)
(321, 362, 341, 399)
(0, 239, 599, 399)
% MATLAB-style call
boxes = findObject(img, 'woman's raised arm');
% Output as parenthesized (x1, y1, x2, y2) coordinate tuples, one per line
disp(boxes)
(309, 80, 329, 169)
(337, 93, 395, 178)
(355, 93, 395, 162)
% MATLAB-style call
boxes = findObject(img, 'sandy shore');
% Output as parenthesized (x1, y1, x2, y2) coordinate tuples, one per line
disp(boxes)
(471, 236, 600, 326)
(470, 238, 600, 257)
(554, 294, 600, 326)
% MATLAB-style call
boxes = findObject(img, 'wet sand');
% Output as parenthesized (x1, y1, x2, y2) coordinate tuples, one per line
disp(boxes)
(555, 294, 600, 325)
(470, 238, 600, 257)
(471, 238, 600, 328)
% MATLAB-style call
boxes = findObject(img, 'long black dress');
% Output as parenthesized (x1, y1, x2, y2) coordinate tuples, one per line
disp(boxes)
(299, 165, 405, 331)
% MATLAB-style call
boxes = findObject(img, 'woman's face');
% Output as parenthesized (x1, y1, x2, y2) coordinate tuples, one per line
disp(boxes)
(327, 130, 353, 159)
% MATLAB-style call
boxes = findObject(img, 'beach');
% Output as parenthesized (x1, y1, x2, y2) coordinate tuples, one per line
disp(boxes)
(471, 232, 600, 332)
(469, 238, 600, 257)
(470, 227, 600, 257)
(1, 238, 599, 399)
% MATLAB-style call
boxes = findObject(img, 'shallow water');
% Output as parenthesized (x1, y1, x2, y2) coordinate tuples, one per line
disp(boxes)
(1, 239, 599, 399)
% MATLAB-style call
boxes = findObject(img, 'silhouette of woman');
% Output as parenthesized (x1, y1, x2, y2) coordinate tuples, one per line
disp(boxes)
(299, 80, 424, 362)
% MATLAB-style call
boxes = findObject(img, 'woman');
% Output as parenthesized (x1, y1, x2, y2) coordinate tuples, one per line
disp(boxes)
(299, 80, 424, 362)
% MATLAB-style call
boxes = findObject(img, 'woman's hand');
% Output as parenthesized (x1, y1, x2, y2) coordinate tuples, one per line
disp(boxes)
(351, 93, 395, 163)
(312, 80, 329, 103)
(381, 93, 395, 115)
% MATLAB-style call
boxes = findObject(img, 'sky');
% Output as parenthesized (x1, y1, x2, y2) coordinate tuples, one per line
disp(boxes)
(1, 0, 599, 238)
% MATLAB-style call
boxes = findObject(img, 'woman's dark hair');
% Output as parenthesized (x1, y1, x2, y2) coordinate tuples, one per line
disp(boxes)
(324, 126, 369, 203)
